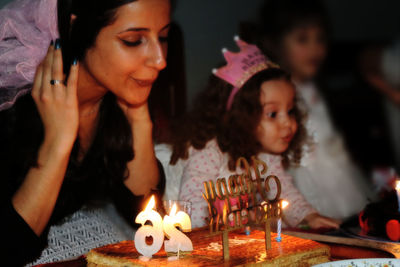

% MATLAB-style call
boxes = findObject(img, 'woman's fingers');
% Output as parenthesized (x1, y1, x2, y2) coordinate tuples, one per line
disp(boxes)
(66, 59, 79, 98)
(41, 41, 55, 95)
(32, 62, 44, 98)
(30, 39, 79, 147)
(32, 41, 53, 99)
(51, 39, 64, 86)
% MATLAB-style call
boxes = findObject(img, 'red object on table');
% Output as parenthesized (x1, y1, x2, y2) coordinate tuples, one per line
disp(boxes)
(386, 219, 400, 241)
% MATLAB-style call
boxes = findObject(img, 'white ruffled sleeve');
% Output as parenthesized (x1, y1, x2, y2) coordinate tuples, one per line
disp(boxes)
(264, 155, 317, 227)
(178, 141, 223, 228)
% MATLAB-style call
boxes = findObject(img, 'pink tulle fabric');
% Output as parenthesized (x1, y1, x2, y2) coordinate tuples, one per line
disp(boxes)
(0, 0, 59, 111)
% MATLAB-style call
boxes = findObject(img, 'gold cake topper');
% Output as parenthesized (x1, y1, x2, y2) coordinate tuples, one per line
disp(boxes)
(202, 156, 285, 259)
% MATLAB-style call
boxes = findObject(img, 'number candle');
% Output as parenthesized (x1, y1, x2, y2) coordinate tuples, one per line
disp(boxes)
(134, 196, 164, 258)
(163, 203, 193, 253)
(276, 200, 289, 242)
(396, 181, 400, 213)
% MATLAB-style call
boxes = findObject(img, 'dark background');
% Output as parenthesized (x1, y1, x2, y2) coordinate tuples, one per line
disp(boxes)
(2, 0, 398, 104)
(1, 0, 399, 171)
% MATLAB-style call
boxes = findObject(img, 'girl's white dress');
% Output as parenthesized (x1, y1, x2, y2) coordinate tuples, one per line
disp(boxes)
(289, 81, 374, 220)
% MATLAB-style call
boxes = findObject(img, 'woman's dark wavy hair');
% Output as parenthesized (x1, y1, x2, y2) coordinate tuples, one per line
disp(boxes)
(56, 0, 140, 193)
(58, 0, 136, 74)
(170, 68, 308, 170)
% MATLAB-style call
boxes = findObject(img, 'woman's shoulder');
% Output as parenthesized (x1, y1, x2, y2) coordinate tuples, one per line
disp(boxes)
(0, 90, 35, 118)
(0, 91, 40, 190)
(0, 92, 39, 139)
(1, 90, 30, 126)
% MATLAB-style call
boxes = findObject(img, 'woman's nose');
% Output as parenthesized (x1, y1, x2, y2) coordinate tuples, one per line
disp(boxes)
(146, 40, 167, 70)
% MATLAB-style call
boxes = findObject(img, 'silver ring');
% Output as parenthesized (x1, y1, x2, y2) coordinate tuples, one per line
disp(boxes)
(50, 79, 64, 85)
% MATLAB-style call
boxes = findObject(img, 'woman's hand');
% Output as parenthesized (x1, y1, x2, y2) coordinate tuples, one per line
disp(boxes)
(304, 212, 341, 229)
(117, 99, 159, 196)
(117, 99, 152, 125)
(12, 41, 81, 236)
(31, 40, 79, 150)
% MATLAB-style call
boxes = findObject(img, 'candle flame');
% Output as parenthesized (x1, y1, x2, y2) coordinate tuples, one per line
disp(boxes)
(282, 200, 289, 209)
(396, 180, 400, 191)
(169, 203, 177, 217)
(144, 195, 155, 212)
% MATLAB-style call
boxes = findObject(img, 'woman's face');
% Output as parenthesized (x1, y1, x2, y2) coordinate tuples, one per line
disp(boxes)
(255, 79, 298, 154)
(80, 0, 170, 106)
(280, 25, 327, 82)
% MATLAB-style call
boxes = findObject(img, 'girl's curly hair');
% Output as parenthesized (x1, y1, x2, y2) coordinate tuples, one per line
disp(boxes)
(170, 68, 308, 170)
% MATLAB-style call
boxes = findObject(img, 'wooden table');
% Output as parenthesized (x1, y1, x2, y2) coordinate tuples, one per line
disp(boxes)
(284, 231, 399, 260)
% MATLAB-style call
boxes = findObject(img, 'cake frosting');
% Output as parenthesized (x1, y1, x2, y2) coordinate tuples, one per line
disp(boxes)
(86, 228, 330, 266)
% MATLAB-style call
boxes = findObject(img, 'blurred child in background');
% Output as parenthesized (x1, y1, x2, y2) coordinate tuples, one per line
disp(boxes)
(246, 0, 374, 220)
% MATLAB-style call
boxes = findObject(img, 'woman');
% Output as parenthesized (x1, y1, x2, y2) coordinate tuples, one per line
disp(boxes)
(0, 0, 170, 265)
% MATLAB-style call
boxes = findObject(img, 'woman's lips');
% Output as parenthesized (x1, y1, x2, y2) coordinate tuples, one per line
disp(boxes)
(132, 78, 155, 87)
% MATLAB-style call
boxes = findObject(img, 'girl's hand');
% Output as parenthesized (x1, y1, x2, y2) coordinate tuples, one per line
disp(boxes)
(304, 212, 341, 229)
(31, 41, 79, 150)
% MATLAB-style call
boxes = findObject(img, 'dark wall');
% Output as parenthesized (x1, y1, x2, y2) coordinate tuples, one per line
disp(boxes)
(1, 0, 399, 105)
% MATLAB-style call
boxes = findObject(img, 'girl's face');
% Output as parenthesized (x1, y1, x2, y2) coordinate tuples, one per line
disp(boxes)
(280, 25, 327, 82)
(256, 79, 298, 154)
(80, 0, 170, 106)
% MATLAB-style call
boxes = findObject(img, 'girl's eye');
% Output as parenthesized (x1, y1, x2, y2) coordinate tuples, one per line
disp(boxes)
(288, 108, 296, 116)
(267, 112, 277, 118)
(122, 39, 142, 47)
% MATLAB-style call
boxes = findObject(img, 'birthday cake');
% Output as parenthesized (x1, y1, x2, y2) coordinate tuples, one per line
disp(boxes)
(86, 228, 330, 266)
(87, 157, 330, 266)
(359, 190, 400, 241)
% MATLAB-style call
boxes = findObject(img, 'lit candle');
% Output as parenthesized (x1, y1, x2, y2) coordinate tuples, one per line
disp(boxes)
(276, 217, 282, 242)
(163, 203, 193, 254)
(134, 196, 164, 258)
(396, 181, 400, 212)
(276, 200, 289, 242)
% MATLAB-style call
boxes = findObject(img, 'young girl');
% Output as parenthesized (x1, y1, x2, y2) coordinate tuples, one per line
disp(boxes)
(169, 37, 340, 229)
(252, 0, 374, 219)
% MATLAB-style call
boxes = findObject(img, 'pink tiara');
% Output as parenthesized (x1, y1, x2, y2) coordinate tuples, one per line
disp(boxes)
(212, 36, 279, 110)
